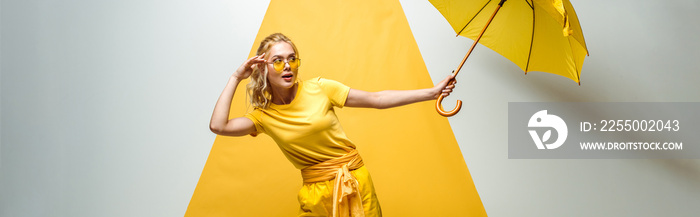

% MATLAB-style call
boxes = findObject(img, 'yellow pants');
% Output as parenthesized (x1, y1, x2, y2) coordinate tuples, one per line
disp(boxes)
(297, 166, 382, 217)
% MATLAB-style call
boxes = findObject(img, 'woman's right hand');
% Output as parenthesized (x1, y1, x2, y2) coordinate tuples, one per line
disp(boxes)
(233, 53, 267, 80)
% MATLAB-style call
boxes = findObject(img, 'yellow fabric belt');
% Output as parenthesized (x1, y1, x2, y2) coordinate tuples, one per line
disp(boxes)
(301, 149, 365, 217)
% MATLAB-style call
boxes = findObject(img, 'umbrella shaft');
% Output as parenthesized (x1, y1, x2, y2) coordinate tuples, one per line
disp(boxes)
(454, 0, 506, 77)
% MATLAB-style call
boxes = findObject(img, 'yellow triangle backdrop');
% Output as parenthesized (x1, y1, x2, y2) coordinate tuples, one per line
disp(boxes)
(186, 0, 486, 216)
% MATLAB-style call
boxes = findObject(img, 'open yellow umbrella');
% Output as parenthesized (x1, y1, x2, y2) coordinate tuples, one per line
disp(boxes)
(430, 0, 589, 116)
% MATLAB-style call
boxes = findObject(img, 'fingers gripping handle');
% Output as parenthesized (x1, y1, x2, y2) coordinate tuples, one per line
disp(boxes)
(435, 79, 461, 117)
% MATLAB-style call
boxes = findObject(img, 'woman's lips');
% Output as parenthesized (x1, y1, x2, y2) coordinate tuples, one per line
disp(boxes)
(282, 73, 293, 82)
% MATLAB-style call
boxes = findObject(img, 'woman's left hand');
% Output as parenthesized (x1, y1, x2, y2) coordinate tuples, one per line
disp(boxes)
(432, 73, 457, 99)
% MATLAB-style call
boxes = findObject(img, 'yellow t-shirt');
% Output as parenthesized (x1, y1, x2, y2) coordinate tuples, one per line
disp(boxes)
(244, 77, 356, 169)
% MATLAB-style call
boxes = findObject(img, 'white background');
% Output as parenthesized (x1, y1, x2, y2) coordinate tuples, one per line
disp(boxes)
(2, 0, 699, 216)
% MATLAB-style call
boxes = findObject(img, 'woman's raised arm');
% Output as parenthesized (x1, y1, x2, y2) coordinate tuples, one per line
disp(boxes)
(209, 54, 266, 136)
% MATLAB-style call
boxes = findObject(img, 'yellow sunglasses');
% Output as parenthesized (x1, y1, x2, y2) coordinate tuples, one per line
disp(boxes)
(268, 57, 301, 72)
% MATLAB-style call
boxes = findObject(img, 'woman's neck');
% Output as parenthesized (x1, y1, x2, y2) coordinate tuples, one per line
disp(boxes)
(271, 82, 298, 105)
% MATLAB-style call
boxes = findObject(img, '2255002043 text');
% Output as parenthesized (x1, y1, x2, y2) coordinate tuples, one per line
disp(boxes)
(580, 120, 680, 132)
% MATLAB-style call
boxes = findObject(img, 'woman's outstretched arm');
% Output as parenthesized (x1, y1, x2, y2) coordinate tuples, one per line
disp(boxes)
(345, 74, 456, 109)
(209, 54, 265, 136)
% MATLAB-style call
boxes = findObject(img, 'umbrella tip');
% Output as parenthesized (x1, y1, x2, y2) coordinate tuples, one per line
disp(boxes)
(578, 81, 581, 86)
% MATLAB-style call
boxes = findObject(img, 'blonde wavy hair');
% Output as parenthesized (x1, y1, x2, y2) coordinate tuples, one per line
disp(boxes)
(247, 33, 300, 109)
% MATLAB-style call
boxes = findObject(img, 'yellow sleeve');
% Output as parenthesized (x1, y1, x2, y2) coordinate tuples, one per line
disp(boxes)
(243, 109, 264, 137)
(316, 77, 350, 108)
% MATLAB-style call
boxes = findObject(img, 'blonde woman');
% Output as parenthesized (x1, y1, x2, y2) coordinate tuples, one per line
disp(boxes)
(210, 33, 456, 217)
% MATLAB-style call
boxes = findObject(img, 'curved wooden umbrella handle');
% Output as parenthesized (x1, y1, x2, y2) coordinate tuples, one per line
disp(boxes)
(436, 95, 462, 117)
(435, 79, 462, 117)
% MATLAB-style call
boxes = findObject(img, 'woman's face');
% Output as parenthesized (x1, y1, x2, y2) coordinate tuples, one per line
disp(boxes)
(265, 42, 298, 90)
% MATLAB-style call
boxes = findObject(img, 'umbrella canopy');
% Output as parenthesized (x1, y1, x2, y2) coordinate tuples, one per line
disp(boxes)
(431, 0, 588, 82)
(430, 0, 589, 116)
